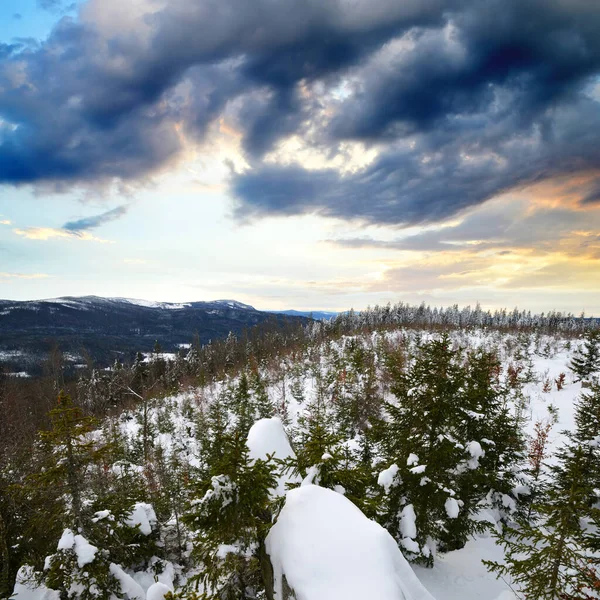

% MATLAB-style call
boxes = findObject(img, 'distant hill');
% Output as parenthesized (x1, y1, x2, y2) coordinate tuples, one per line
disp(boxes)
(271, 309, 338, 321)
(0, 296, 308, 373)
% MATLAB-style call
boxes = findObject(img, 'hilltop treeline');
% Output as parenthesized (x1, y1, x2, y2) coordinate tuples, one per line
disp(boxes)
(1, 301, 598, 457)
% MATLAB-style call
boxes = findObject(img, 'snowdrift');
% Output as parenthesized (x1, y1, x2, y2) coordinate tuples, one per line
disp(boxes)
(266, 484, 437, 600)
(246, 417, 300, 496)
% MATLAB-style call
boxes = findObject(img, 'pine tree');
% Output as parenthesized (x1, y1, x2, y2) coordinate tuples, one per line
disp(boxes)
(485, 444, 600, 599)
(569, 330, 600, 382)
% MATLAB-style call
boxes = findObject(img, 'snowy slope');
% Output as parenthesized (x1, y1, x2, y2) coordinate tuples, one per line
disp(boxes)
(10, 328, 594, 600)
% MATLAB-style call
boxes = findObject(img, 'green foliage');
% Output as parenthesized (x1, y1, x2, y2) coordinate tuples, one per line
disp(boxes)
(569, 331, 600, 382)
(380, 336, 524, 565)
(183, 432, 277, 600)
(485, 444, 600, 599)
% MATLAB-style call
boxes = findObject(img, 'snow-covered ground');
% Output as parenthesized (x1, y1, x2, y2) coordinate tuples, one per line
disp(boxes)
(10, 329, 593, 600)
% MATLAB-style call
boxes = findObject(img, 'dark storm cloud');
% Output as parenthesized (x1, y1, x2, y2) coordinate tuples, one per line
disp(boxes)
(233, 95, 600, 225)
(62, 204, 128, 231)
(0, 0, 447, 185)
(0, 0, 599, 227)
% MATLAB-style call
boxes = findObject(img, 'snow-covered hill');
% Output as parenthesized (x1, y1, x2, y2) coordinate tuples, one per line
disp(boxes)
(6, 326, 599, 600)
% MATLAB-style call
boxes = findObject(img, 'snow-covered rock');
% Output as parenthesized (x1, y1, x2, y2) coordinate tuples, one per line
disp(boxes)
(266, 485, 436, 600)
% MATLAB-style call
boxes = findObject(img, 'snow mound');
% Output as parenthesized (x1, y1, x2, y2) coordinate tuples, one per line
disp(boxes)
(246, 417, 300, 496)
(11, 566, 60, 600)
(146, 582, 173, 600)
(266, 485, 436, 600)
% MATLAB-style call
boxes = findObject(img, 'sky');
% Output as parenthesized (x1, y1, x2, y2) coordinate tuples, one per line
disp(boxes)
(1, 0, 600, 313)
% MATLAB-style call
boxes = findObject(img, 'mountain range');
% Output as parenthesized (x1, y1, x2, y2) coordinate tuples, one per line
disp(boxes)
(0, 296, 325, 373)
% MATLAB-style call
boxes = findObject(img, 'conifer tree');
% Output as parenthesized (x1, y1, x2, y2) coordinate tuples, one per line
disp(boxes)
(230, 373, 255, 437)
(380, 335, 497, 564)
(250, 369, 275, 420)
(485, 444, 600, 599)
(570, 330, 600, 382)
(569, 383, 600, 506)
(36, 392, 104, 529)
(184, 431, 277, 600)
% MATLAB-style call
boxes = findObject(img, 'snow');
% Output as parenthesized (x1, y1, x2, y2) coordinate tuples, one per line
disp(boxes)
(213, 299, 255, 310)
(6, 371, 31, 378)
(92, 510, 111, 522)
(56, 530, 98, 568)
(266, 484, 436, 600)
(407, 453, 419, 466)
(400, 504, 418, 539)
(444, 497, 460, 519)
(409, 465, 427, 475)
(111, 297, 191, 310)
(126, 503, 157, 536)
(11, 328, 596, 600)
(378, 463, 399, 493)
(57, 529, 75, 551)
(146, 582, 173, 600)
(246, 417, 300, 496)
(11, 567, 60, 600)
(466, 441, 483, 459)
(414, 536, 514, 600)
(109, 563, 145, 600)
(73, 535, 98, 568)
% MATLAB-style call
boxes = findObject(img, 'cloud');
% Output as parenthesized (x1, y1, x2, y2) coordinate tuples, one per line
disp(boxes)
(328, 196, 600, 254)
(0, 0, 598, 229)
(0, 272, 50, 279)
(0, 219, 11, 225)
(13, 227, 112, 243)
(63, 205, 128, 231)
(232, 96, 600, 226)
(37, 0, 65, 11)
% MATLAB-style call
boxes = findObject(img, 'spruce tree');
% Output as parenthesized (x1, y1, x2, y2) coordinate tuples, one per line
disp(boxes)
(183, 431, 277, 600)
(381, 335, 470, 564)
(570, 330, 600, 382)
(485, 444, 600, 598)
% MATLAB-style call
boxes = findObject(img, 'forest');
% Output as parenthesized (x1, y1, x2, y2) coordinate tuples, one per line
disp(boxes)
(1, 301, 599, 600)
